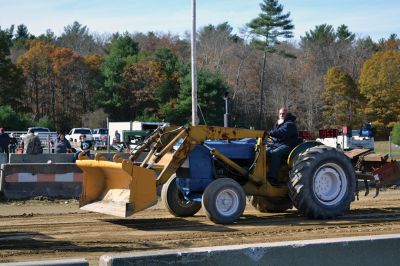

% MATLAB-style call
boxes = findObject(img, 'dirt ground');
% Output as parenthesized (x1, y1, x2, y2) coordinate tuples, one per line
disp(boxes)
(1, 188, 400, 265)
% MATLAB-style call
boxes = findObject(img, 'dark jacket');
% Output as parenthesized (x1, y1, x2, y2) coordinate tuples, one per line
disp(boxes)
(269, 113, 298, 148)
(0, 133, 10, 148)
(80, 140, 92, 152)
(55, 138, 72, 153)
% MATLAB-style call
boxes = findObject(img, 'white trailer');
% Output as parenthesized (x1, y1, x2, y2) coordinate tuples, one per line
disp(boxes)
(317, 129, 374, 150)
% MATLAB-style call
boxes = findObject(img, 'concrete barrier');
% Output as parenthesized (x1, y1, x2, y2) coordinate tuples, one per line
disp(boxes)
(9, 153, 74, 163)
(99, 234, 400, 266)
(0, 258, 88, 266)
(1, 163, 83, 199)
(0, 152, 147, 199)
(8, 152, 133, 163)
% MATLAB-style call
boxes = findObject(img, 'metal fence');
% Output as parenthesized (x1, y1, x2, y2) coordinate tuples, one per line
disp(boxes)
(5, 131, 58, 154)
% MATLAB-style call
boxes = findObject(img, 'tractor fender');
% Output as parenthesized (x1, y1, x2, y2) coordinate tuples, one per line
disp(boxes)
(287, 141, 322, 169)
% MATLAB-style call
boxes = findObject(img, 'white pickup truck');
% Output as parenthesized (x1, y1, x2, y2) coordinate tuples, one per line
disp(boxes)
(66, 128, 94, 146)
(92, 128, 108, 150)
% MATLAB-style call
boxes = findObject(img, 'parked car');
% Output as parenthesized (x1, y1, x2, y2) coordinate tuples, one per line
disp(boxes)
(66, 128, 94, 145)
(92, 128, 108, 150)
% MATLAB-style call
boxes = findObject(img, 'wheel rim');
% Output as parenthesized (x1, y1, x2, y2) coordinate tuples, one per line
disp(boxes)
(313, 163, 348, 206)
(174, 190, 195, 208)
(215, 189, 239, 216)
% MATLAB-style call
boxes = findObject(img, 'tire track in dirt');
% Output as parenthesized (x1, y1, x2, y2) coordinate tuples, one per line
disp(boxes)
(1, 189, 400, 264)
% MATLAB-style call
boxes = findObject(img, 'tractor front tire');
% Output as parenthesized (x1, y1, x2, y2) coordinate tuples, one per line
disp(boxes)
(250, 195, 293, 213)
(161, 175, 201, 217)
(288, 146, 355, 219)
(202, 178, 246, 224)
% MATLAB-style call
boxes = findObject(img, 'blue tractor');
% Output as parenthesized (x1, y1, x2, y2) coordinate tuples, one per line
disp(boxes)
(77, 125, 356, 224)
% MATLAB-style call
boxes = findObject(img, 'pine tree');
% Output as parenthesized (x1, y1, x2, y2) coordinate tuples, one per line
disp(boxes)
(336, 25, 355, 43)
(301, 24, 336, 46)
(162, 68, 228, 126)
(0, 29, 25, 110)
(98, 33, 139, 120)
(248, 0, 294, 129)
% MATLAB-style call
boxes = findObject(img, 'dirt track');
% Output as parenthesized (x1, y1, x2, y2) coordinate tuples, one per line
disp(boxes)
(1, 188, 400, 265)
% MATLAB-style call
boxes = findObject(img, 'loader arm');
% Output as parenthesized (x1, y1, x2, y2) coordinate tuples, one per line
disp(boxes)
(149, 125, 266, 185)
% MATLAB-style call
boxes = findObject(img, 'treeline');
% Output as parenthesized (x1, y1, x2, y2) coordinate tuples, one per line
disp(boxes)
(0, 2, 399, 137)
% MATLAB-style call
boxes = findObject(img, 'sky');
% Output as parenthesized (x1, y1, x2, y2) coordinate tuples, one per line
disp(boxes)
(0, 0, 399, 41)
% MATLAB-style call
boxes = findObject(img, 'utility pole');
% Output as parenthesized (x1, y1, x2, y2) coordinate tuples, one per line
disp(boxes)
(106, 117, 110, 152)
(191, 0, 198, 125)
(224, 92, 229, 127)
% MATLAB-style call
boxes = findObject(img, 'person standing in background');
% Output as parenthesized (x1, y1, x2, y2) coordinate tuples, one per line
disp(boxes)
(73, 134, 92, 162)
(23, 128, 43, 154)
(55, 132, 72, 153)
(0, 128, 10, 158)
(114, 130, 121, 144)
(8, 133, 18, 153)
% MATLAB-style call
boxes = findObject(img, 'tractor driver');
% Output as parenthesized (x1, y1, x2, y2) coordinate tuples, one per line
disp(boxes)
(267, 107, 298, 186)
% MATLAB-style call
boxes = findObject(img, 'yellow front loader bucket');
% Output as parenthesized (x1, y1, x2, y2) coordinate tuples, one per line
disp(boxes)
(76, 159, 157, 217)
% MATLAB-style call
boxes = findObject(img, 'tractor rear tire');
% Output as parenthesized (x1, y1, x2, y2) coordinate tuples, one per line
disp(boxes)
(250, 195, 293, 213)
(202, 178, 246, 224)
(161, 175, 201, 217)
(288, 145, 355, 219)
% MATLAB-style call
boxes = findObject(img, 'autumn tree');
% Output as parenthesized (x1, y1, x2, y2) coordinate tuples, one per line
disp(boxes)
(295, 57, 323, 131)
(5, 18, 395, 134)
(322, 67, 362, 128)
(18, 40, 98, 130)
(133, 32, 189, 60)
(248, 0, 294, 129)
(122, 59, 166, 120)
(378, 34, 400, 51)
(17, 41, 55, 121)
(52, 50, 100, 130)
(51, 47, 96, 129)
(84, 54, 104, 107)
(297, 24, 370, 131)
(359, 50, 400, 136)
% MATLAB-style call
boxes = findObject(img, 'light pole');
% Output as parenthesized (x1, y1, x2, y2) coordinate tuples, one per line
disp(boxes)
(191, 0, 198, 125)
(224, 92, 229, 127)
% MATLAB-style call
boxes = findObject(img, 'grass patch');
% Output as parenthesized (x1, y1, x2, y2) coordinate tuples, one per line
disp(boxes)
(374, 140, 400, 159)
